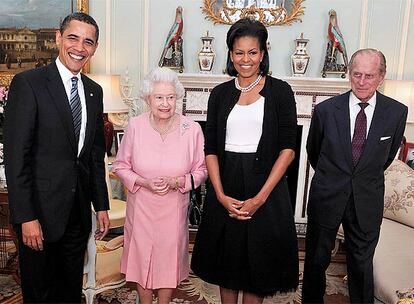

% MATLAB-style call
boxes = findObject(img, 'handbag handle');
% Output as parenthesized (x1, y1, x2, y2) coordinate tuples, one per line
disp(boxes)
(189, 174, 198, 208)
(190, 174, 195, 191)
(188, 173, 201, 226)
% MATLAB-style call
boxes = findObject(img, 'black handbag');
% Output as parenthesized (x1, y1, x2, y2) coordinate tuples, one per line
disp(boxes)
(188, 174, 201, 226)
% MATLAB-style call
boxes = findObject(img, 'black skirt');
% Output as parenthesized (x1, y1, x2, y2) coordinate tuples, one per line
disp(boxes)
(191, 152, 299, 297)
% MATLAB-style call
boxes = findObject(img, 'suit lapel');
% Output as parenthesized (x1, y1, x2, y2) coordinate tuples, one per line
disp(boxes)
(79, 75, 98, 157)
(333, 91, 353, 170)
(354, 92, 387, 172)
(46, 63, 77, 155)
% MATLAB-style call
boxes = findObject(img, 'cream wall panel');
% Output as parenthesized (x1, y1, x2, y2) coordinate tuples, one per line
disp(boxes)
(148, 0, 363, 78)
(89, 0, 107, 75)
(90, 0, 414, 81)
(111, 1, 142, 82)
(404, 0, 414, 81)
(365, 0, 406, 79)
(90, 0, 146, 97)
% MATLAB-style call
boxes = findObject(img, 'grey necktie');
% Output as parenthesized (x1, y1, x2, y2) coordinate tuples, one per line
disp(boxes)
(70, 77, 82, 143)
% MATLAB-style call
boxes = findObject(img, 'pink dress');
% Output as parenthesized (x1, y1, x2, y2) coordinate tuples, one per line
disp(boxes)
(113, 112, 207, 289)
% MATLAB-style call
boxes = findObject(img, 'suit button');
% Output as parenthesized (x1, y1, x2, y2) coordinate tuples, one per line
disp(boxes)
(71, 188, 76, 193)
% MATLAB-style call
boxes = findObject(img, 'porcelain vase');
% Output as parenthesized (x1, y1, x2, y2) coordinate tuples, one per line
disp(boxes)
(291, 33, 310, 76)
(198, 32, 216, 74)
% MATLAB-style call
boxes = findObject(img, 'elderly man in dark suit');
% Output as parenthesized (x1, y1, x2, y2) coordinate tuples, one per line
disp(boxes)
(302, 49, 408, 303)
(4, 12, 110, 303)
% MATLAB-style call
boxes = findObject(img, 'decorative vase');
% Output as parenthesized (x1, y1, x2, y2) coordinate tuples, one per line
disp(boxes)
(198, 31, 216, 74)
(291, 33, 310, 77)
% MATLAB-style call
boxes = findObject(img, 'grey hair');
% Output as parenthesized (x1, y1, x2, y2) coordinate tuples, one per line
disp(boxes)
(138, 67, 185, 103)
(349, 48, 387, 75)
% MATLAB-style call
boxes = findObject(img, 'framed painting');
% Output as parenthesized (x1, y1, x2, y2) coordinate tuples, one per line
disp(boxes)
(202, 0, 305, 26)
(114, 130, 125, 154)
(0, 0, 89, 87)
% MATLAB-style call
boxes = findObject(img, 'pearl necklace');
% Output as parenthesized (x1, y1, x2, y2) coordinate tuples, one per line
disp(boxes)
(149, 112, 176, 135)
(235, 75, 262, 93)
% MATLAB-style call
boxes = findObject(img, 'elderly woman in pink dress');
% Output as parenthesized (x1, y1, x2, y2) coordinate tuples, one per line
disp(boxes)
(113, 67, 207, 304)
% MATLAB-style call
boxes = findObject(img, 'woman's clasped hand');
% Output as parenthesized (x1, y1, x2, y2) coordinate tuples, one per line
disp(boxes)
(143, 176, 175, 195)
(221, 194, 263, 220)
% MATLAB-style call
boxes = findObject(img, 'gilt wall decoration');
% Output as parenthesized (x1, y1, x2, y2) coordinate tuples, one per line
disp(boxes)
(202, 0, 305, 26)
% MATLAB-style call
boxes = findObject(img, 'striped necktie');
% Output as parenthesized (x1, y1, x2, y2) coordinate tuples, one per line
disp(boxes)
(70, 76, 82, 143)
(351, 102, 369, 167)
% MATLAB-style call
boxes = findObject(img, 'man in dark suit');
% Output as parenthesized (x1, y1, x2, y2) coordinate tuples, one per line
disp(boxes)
(4, 12, 110, 303)
(302, 49, 408, 303)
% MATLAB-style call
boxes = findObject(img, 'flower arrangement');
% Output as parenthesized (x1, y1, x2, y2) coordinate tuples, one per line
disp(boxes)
(0, 86, 7, 114)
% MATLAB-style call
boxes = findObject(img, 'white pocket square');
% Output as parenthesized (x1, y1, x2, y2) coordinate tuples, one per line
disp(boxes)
(380, 136, 391, 141)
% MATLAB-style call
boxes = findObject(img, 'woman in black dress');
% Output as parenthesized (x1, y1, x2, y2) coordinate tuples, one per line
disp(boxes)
(191, 18, 299, 304)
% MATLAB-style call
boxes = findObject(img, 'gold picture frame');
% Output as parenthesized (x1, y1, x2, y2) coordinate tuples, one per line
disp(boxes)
(0, 0, 89, 87)
(202, 0, 305, 26)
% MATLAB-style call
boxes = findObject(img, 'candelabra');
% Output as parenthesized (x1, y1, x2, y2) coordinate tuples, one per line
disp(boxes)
(120, 68, 147, 117)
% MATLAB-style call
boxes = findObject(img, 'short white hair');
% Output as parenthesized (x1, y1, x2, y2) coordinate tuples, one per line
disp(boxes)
(138, 67, 185, 103)
(349, 48, 386, 75)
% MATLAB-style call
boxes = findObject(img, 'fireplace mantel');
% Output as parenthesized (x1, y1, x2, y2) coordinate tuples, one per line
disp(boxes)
(178, 73, 350, 121)
(178, 73, 351, 230)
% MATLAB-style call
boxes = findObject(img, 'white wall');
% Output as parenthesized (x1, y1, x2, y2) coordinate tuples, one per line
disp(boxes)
(404, 0, 414, 80)
(89, 0, 414, 140)
(147, 0, 364, 78)
(89, 0, 414, 80)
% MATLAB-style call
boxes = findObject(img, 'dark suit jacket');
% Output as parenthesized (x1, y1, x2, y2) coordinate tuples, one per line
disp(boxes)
(306, 91, 407, 232)
(4, 62, 109, 241)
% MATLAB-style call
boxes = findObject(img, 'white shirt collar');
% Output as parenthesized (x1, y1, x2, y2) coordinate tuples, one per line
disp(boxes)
(350, 91, 377, 108)
(55, 57, 81, 83)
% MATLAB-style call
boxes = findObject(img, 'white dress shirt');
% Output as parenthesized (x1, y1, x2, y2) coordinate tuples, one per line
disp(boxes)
(56, 57, 87, 156)
(349, 91, 377, 140)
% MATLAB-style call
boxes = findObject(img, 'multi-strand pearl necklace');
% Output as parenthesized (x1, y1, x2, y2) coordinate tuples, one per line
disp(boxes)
(235, 74, 262, 93)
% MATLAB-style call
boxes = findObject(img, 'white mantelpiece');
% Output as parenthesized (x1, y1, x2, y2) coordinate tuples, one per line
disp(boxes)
(178, 73, 351, 230)
(178, 73, 350, 121)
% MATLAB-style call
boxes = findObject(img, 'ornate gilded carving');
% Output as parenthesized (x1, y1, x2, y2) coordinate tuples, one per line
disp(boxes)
(78, 0, 89, 13)
(0, 75, 13, 88)
(201, 0, 305, 26)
